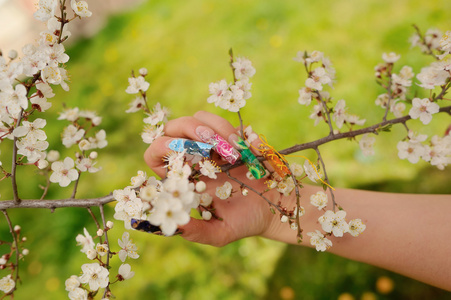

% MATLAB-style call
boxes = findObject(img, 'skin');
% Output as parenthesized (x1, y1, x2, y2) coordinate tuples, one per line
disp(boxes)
(144, 110, 451, 291)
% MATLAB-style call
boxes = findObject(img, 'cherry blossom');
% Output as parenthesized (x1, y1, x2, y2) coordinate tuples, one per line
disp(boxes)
(118, 232, 139, 262)
(232, 57, 256, 80)
(408, 97, 440, 125)
(348, 219, 367, 237)
(50, 157, 79, 187)
(319, 210, 349, 237)
(148, 196, 190, 236)
(307, 230, 332, 252)
(71, 0, 92, 18)
(215, 181, 233, 200)
(310, 191, 328, 210)
(118, 264, 135, 281)
(79, 263, 109, 291)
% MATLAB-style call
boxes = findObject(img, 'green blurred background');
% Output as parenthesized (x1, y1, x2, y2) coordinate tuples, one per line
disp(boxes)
(1, 0, 451, 299)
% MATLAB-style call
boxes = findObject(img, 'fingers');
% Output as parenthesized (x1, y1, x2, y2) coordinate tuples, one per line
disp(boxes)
(143, 136, 172, 178)
(144, 111, 239, 177)
(193, 111, 237, 138)
(180, 218, 235, 247)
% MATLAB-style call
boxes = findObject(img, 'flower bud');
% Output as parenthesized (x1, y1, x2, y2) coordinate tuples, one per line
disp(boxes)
(36, 159, 49, 169)
(22, 237, 27, 242)
(139, 68, 148, 76)
(8, 49, 17, 60)
(22, 249, 29, 256)
(195, 181, 206, 193)
(14, 225, 21, 233)
(241, 188, 249, 196)
(202, 210, 212, 221)
(47, 150, 60, 162)
(106, 221, 114, 229)
(96, 229, 104, 236)
(280, 215, 289, 223)
(89, 151, 98, 160)
(0, 257, 7, 265)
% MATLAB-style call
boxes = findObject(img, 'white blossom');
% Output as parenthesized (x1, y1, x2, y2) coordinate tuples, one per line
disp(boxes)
(125, 76, 149, 94)
(118, 232, 139, 262)
(68, 288, 87, 300)
(305, 67, 332, 91)
(50, 157, 79, 187)
(62, 125, 85, 148)
(307, 230, 332, 252)
(95, 243, 109, 257)
(16, 137, 48, 163)
(409, 98, 440, 125)
(359, 134, 376, 156)
(12, 118, 47, 142)
(118, 264, 135, 281)
(75, 228, 94, 254)
(333, 99, 347, 129)
(199, 159, 220, 179)
(148, 196, 190, 236)
(79, 263, 109, 291)
(397, 140, 426, 164)
(382, 52, 401, 63)
(232, 57, 256, 80)
(310, 191, 328, 210)
(71, 0, 92, 18)
(88, 129, 107, 149)
(319, 210, 349, 237)
(34, 0, 58, 22)
(348, 219, 366, 237)
(207, 79, 231, 106)
(215, 181, 233, 200)
(416, 66, 449, 89)
(298, 87, 313, 105)
(65, 275, 81, 292)
(142, 124, 164, 144)
(303, 160, 322, 183)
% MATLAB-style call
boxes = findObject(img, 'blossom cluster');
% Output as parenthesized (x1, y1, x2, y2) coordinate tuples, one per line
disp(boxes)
(125, 69, 170, 144)
(376, 30, 451, 169)
(294, 51, 366, 130)
(65, 224, 137, 299)
(207, 57, 255, 112)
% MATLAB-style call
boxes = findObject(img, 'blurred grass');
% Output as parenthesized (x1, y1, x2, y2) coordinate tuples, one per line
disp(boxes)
(1, 0, 451, 299)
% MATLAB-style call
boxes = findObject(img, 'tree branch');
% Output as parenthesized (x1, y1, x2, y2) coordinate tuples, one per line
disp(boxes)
(0, 194, 114, 210)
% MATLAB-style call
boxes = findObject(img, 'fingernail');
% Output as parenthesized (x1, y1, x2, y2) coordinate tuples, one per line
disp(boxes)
(168, 138, 214, 158)
(231, 135, 267, 179)
(210, 134, 241, 164)
(196, 126, 214, 142)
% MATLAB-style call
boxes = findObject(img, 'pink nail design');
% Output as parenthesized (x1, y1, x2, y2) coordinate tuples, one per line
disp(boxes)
(202, 134, 240, 164)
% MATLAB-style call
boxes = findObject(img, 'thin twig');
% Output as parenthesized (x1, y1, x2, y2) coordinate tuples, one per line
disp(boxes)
(225, 170, 286, 215)
(99, 205, 111, 299)
(71, 171, 81, 199)
(317, 92, 334, 135)
(314, 147, 337, 211)
(11, 109, 24, 204)
(2, 210, 19, 294)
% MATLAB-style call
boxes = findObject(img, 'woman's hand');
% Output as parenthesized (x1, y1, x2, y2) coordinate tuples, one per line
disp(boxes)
(143, 111, 282, 246)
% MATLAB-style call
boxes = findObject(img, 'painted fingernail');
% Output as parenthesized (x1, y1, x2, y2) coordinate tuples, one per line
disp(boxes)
(196, 126, 214, 142)
(168, 138, 214, 158)
(210, 134, 241, 164)
(230, 134, 266, 179)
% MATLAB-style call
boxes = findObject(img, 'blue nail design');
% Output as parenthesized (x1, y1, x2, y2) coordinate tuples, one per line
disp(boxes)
(168, 139, 214, 158)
